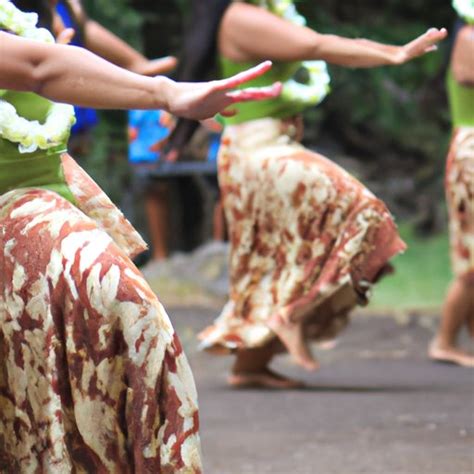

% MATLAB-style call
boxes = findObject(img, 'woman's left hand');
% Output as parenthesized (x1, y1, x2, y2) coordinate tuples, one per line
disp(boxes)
(161, 61, 282, 120)
(395, 28, 448, 64)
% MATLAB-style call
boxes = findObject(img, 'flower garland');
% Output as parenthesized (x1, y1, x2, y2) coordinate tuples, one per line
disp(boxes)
(0, 0, 54, 42)
(268, 0, 306, 26)
(282, 61, 331, 106)
(453, 0, 474, 24)
(256, 0, 331, 106)
(0, 0, 75, 154)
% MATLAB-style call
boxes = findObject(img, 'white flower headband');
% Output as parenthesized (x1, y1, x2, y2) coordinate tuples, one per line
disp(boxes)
(0, 0, 76, 154)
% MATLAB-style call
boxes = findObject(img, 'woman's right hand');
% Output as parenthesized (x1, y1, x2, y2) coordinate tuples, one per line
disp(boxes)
(161, 61, 282, 121)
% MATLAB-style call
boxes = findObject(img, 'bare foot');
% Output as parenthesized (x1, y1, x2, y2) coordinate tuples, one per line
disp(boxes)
(317, 339, 338, 350)
(268, 314, 319, 371)
(228, 368, 305, 389)
(429, 339, 474, 367)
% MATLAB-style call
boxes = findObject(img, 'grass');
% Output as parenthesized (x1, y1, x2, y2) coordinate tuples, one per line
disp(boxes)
(370, 224, 452, 312)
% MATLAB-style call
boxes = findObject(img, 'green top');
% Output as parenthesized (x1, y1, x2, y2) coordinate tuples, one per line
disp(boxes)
(220, 59, 308, 124)
(0, 90, 75, 202)
(446, 70, 474, 127)
(219, 0, 330, 125)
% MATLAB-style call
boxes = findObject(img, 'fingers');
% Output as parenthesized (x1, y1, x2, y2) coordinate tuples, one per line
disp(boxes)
(404, 27, 447, 61)
(406, 31, 433, 51)
(427, 28, 447, 45)
(220, 108, 237, 117)
(424, 45, 438, 53)
(165, 148, 179, 162)
(56, 28, 76, 45)
(201, 118, 224, 133)
(150, 135, 169, 153)
(149, 56, 178, 76)
(214, 60, 273, 91)
(226, 82, 283, 103)
(407, 27, 446, 52)
(421, 28, 447, 46)
(429, 27, 448, 38)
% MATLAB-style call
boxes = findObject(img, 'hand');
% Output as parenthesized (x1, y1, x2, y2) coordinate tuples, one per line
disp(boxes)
(131, 56, 178, 76)
(395, 28, 447, 64)
(56, 28, 76, 45)
(162, 61, 282, 121)
(200, 118, 224, 134)
(164, 148, 180, 163)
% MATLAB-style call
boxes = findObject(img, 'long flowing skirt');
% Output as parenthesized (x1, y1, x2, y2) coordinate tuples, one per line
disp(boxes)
(0, 156, 202, 472)
(199, 118, 406, 351)
(446, 127, 474, 277)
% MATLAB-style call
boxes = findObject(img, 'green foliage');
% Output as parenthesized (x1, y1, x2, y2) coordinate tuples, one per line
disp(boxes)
(299, 1, 454, 163)
(82, 0, 144, 49)
(79, 0, 145, 200)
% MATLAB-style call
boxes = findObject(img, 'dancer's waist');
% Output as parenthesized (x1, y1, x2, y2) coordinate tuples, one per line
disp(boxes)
(0, 150, 74, 203)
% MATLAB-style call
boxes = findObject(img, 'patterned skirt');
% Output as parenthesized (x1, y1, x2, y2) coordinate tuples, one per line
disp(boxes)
(446, 127, 474, 277)
(0, 155, 201, 473)
(199, 118, 406, 352)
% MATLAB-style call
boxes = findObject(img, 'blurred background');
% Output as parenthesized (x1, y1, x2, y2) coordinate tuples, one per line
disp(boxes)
(80, 0, 455, 314)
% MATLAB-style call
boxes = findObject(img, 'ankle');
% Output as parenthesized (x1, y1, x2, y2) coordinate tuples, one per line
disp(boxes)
(232, 349, 272, 375)
(232, 367, 267, 376)
(432, 336, 457, 351)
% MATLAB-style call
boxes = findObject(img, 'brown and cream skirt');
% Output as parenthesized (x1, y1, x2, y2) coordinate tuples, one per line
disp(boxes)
(446, 127, 474, 277)
(0, 156, 202, 473)
(199, 118, 406, 352)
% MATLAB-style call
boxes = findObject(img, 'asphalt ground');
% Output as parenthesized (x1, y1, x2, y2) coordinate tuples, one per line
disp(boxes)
(170, 307, 474, 474)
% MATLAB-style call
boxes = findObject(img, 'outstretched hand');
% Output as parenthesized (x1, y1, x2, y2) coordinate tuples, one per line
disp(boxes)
(163, 61, 282, 121)
(397, 28, 448, 64)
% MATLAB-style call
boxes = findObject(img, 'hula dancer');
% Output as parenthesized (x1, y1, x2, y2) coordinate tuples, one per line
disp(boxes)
(0, 0, 280, 469)
(429, 0, 474, 367)
(170, 0, 447, 388)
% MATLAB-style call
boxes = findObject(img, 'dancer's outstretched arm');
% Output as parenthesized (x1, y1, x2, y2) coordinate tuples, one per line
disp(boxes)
(0, 32, 281, 120)
(52, 1, 176, 75)
(83, 20, 178, 76)
(219, 2, 447, 67)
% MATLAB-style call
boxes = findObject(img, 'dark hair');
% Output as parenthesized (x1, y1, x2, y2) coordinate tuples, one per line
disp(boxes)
(167, 0, 233, 155)
(12, 0, 53, 31)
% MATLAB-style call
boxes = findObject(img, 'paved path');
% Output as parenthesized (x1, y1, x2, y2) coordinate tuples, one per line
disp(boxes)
(170, 307, 474, 474)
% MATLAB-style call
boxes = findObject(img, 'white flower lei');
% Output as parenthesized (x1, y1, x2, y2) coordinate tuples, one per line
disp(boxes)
(453, 0, 474, 23)
(0, 0, 76, 154)
(258, 0, 331, 105)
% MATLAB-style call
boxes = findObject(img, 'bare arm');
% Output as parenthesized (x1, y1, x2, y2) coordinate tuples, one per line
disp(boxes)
(219, 3, 447, 67)
(0, 32, 280, 120)
(83, 20, 177, 76)
(1, 32, 168, 109)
